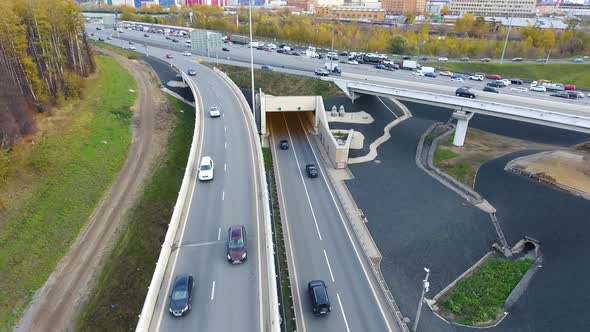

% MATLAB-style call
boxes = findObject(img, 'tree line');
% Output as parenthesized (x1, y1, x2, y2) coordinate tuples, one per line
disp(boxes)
(117, 5, 589, 59)
(0, 0, 94, 149)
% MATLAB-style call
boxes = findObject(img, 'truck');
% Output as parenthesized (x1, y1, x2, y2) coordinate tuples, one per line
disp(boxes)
(226, 34, 250, 44)
(402, 60, 420, 70)
(324, 62, 342, 74)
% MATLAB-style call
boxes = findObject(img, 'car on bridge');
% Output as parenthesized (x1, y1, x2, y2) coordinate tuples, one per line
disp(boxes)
(485, 74, 502, 80)
(198, 156, 214, 181)
(455, 87, 476, 98)
(183, 51, 192, 56)
(469, 74, 484, 81)
(188, 69, 197, 76)
(222, 47, 230, 52)
(261, 65, 273, 71)
(530, 85, 547, 92)
(314, 69, 329, 76)
(509, 78, 523, 85)
(308, 280, 331, 316)
(209, 106, 221, 117)
(165, 54, 173, 59)
(487, 81, 506, 88)
(305, 164, 318, 178)
(424, 72, 437, 78)
(482, 86, 499, 93)
(168, 274, 194, 317)
(226, 225, 247, 264)
(280, 140, 289, 150)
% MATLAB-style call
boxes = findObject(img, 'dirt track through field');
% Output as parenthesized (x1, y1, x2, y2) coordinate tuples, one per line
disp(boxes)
(15, 49, 166, 332)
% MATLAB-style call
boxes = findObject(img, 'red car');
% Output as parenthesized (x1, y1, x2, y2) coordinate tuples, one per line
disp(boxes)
(564, 84, 576, 91)
(485, 74, 502, 80)
(165, 54, 173, 59)
(480, 58, 492, 62)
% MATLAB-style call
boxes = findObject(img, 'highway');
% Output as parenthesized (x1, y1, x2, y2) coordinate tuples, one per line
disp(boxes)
(268, 112, 399, 332)
(86, 23, 590, 112)
(108, 33, 266, 331)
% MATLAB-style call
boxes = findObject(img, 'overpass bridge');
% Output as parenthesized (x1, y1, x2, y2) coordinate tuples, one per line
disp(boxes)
(332, 79, 590, 146)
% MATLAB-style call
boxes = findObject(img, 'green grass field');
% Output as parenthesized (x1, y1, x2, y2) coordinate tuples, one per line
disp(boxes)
(0, 56, 135, 330)
(76, 96, 194, 332)
(216, 64, 346, 97)
(423, 62, 590, 88)
(441, 258, 533, 325)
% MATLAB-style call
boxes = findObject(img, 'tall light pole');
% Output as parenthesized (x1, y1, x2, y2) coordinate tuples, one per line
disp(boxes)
(412, 268, 430, 332)
(500, 16, 513, 64)
(248, 0, 256, 127)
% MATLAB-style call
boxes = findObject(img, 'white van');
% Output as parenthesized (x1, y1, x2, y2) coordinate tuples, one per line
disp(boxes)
(198, 156, 214, 181)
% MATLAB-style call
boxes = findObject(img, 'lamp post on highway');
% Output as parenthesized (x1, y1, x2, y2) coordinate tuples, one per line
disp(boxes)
(500, 15, 513, 64)
(248, 0, 256, 127)
(412, 267, 430, 332)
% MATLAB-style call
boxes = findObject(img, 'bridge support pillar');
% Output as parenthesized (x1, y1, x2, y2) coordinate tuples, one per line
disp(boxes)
(452, 110, 474, 147)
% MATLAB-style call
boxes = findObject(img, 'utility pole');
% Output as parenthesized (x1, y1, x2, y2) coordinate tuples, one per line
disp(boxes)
(330, 19, 335, 73)
(248, 0, 256, 128)
(412, 268, 430, 332)
(500, 16, 513, 64)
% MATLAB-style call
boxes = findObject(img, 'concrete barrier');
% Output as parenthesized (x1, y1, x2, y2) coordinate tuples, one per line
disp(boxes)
(213, 67, 281, 332)
(135, 65, 202, 331)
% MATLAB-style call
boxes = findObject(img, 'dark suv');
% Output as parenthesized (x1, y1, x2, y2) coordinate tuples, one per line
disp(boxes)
(169, 274, 194, 317)
(280, 140, 289, 150)
(306, 164, 318, 178)
(455, 87, 476, 98)
(308, 280, 331, 315)
(226, 225, 247, 264)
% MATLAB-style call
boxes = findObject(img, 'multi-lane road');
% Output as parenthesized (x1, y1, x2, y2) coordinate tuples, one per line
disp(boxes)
(269, 112, 399, 332)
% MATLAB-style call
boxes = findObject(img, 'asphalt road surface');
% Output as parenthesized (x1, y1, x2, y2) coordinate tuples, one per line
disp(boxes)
(269, 112, 400, 332)
(137, 49, 263, 331)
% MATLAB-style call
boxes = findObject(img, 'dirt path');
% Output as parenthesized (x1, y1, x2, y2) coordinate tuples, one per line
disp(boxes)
(15, 49, 167, 332)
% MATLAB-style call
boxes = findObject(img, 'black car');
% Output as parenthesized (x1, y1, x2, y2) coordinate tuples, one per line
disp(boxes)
(308, 280, 331, 315)
(460, 57, 470, 62)
(419, 56, 429, 61)
(96, 27, 101, 30)
(290, 51, 301, 56)
(509, 78, 523, 85)
(374, 64, 386, 69)
(338, 51, 348, 56)
(317, 53, 324, 59)
(98, 37, 105, 41)
(487, 81, 505, 88)
(165, 36, 171, 40)
(551, 91, 571, 99)
(512, 57, 524, 62)
(483, 86, 499, 93)
(172, 39, 179, 42)
(276, 48, 287, 54)
(226, 225, 247, 264)
(403, 56, 412, 60)
(455, 87, 476, 98)
(222, 47, 230, 52)
(169, 274, 194, 317)
(305, 164, 318, 178)
(144, 34, 149, 37)
(280, 140, 289, 150)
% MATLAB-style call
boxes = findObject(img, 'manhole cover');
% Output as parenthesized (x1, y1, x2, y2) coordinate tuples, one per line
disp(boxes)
(374, 160, 382, 164)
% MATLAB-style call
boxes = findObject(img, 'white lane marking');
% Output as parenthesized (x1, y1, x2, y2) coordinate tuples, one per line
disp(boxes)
(182, 241, 220, 248)
(281, 113, 323, 241)
(337, 293, 351, 332)
(224, 126, 227, 132)
(224, 163, 227, 172)
(269, 119, 307, 332)
(225, 141, 227, 149)
(210, 281, 216, 301)
(323, 249, 335, 282)
(218, 227, 222, 241)
(222, 191, 225, 201)
(377, 96, 399, 119)
(296, 114, 394, 331)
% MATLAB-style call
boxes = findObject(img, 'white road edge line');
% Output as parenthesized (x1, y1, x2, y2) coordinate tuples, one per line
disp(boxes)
(218, 227, 221, 241)
(224, 163, 227, 172)
(222, 191, 225, 201)
(281, 112, 323, 241)
(210, 281, 216, 301)
(225, 141, 227, 149)
(337, 293, 351, 332)
(377, 96, 399, 119)
(323, 249, 335, 282)
(297, 114, 394, 332)
(269, 118, 307, 332)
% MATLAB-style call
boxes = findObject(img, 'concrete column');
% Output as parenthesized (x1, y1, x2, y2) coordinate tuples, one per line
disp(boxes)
(260, 91, 267, 135)
(452, 110, 474, 147)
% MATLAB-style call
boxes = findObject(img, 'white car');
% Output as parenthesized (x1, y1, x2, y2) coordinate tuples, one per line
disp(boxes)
(511, 87, 528, 92)
(451, 77, 464, 82)
(266, 43, 277, 49)
(469, 75, 484, 81)
(198, 156, 214, 181)
(183, 51, 192, 56)
(347, 60, 358, 65)
(530, 85, 547, 92)
(500, 79, 512, 86)
(209, 106, 221, 118)
(128, 45, 135, 50)
(438, 57, 448, 62)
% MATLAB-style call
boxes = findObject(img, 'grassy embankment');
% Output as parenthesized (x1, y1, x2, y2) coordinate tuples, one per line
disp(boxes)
(215, 64, 346, 97)
(89, 39, 143, 59)
(423, 62, 590, 89)
(441, 258, 533, 326)
(0, 56, 135, 330)
(262, 147, 297, 332)
(76, 96, 193, 331)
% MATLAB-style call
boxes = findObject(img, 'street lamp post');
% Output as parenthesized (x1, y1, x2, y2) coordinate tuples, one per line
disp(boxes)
(500, 16, 513, 64)
(248, 0, 256, 127)
(412, 268, 431, 332)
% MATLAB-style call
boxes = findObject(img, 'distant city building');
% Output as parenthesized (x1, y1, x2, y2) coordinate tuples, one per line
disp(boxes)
(315, 4, 386, 20)
(317, 0, 345, 5)
(185, 0, 227, 5)
(158, 0, 178, 6)
(382, 0, 426, 14)
(287, 0, 317, 10)
(449, 0, 536, 17)
(106, 0, 135, 5)
(425, 0, 449, 14)
(442, 14, 568, 28)
(361, 0, 382, 8)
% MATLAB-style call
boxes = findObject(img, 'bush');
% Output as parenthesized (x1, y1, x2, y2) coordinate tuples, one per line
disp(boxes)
(62, 70, 85, 99)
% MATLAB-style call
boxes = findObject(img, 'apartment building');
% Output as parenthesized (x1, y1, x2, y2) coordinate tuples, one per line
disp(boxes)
(449, 0, 536, 17)
(382, 0, 426, 14)
(315, 4, 386, 21)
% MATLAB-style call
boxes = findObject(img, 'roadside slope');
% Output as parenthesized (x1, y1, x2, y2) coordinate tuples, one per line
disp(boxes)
(15, 49, 165, 332)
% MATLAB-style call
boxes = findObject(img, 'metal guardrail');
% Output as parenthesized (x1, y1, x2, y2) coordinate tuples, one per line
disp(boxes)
(340, 80, 590, 133)
(135, 65, 202, 331)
